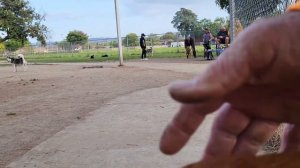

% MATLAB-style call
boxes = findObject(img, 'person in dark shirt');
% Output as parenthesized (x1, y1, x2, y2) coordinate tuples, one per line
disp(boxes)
(190, 36, 197, 58)
(184, 36, 192, 59)
(140, 33, 148, 60)
(216, 27, 230, 47)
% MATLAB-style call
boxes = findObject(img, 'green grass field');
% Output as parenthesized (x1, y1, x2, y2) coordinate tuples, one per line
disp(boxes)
(0, 46, 207, 63)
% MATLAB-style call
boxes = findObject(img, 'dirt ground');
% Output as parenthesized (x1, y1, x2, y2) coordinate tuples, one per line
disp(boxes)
(0, 59, 202, 167)
(0, 58, 281, 167)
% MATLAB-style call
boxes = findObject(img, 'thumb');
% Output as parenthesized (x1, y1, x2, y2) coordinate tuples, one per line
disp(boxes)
(170, 19, 277, 103)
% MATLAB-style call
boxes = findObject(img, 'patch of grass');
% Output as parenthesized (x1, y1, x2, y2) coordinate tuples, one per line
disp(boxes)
(21, 46, 207, 63)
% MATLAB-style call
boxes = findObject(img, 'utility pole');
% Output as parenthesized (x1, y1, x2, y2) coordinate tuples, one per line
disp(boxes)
(114, 0, 124, 66)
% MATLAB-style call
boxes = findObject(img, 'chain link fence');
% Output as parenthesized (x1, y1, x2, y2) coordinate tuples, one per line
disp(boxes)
(1, 30, 217, 58)
(230, 0, 296, 40)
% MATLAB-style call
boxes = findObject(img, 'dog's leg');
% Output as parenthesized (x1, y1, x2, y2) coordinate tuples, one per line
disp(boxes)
(13, 64, 16, 72)
(23, 61, 28, 71)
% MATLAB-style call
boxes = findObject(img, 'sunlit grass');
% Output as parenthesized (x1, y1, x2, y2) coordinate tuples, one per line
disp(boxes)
(1, 46, 207, 63)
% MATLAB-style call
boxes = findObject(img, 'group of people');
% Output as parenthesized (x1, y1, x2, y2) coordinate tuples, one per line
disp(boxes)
(203, 27, 230, 49)
(139, 27, 230, 61)
(202, 27, 230, 60)
(184, 27, 230, 60)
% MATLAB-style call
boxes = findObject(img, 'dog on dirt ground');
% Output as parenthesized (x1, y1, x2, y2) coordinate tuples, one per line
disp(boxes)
(146, 47, 153, 54)
(6, 54, 28, 72)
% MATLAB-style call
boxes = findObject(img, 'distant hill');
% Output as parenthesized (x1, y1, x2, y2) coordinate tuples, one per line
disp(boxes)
(88, 37, 118, 43)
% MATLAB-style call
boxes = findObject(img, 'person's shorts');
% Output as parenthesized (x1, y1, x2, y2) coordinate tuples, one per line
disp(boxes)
(218, 37, 226, 44)
(203, 43, 211, 50)
(218, 37, 230, 44)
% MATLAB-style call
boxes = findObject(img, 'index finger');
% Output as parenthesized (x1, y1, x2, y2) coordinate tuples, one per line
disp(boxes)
(160, 100, 222, 155)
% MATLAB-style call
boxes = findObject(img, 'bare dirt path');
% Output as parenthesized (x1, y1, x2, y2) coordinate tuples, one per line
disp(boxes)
(7, 85, 216, 168)
(0, 60, 207, 167)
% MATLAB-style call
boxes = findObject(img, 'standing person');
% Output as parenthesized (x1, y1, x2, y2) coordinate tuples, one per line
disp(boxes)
(203, 28, 214, 60)
(140, 33, 148, 60)
(184, 36, 192, 59)
(189, 36, 197, 58)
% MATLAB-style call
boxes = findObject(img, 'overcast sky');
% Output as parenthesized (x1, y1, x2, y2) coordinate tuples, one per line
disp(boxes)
(28, 0, 228, 41)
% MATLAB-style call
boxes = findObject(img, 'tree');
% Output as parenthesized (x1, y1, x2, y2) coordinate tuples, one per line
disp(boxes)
(171, 8, 198, 36)
(123, 33, 138, 47)
(0, 0, 48, 47)
(109, 41, 118, 48)
(161, 32, 176, 41)
(198, 19, 213, 29)
(56, 40, 70, 50)
(214, 17, 226, 26)
(194, 17, 228, 39)
(4, 39, 23, 52)
(66, 30, 88, 45)
(0, 43, 5, 54)
(215, 0, 230, 12)
(210, 17, 228, 36)
(147, 33, 161, 45)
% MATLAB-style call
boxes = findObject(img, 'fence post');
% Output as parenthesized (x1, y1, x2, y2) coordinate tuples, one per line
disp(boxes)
(176, 33, 179, 53)
(114, 0, 124, 66)
(230, 0, 236, 42)
(126, 36, 129, 52)
(71, 42, 74, 56)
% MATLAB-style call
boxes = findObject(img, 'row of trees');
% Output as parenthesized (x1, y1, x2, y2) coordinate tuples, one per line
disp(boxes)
(171, 8, 229, 38)
(119, 6, 230, 47)
(0, 0, 228, 52)
(58, 13, 228, 48)
(122, 32, 177, 47)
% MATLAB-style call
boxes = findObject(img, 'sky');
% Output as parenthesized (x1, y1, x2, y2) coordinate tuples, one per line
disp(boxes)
(28, 0, 228, 42)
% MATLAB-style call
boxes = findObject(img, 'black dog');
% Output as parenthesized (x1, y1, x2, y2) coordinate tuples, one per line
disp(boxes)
(90, 55, 94, 59)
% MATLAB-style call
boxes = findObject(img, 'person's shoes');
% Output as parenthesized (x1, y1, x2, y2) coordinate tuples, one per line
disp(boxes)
(144, 58, 149, 60)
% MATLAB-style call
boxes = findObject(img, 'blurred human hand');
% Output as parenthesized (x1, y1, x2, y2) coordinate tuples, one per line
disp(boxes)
(160, 12, 300, 161)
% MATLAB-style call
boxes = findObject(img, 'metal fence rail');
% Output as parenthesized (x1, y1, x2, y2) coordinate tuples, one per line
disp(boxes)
(1, 31, 218, 56)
